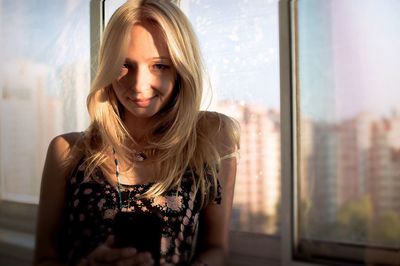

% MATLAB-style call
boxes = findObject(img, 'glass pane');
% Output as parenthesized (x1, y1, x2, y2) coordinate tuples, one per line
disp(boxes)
(0, 0, 90, 203)
(104, 0, 126, 24)
(298, 0, 400, 248)
(102, 0, 281, 235)
(181, 0, 280, 234)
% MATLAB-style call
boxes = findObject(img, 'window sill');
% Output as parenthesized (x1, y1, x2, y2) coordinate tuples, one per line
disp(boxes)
(0, 228, 281, 266)
(0, 228, 34, 266)
(228, 231, 281, 265)
(0, 200, 282, 265)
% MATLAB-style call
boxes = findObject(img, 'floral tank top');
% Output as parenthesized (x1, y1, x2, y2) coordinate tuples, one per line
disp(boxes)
(59, 158, 221, 265)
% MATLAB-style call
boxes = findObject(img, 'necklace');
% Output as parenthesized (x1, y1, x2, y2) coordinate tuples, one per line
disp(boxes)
(133, 150, 147, 161)
(112, 148, 151, 210)
(113, 148, 156, 209)
(113, 148, 124, 210)
(133, 147, 158, 162)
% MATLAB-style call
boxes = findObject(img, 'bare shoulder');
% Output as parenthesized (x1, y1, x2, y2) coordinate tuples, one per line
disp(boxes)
(39, 132, 83, 198)
(198, 111, 240, 133)
(198, 111, 240, 155)
(46, 132, 83, 176)
(34, 132, 83, 264)
(57, 132, 82, 143)
(49, 132, 82, 151)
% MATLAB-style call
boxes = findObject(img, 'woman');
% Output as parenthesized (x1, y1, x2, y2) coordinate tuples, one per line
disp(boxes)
(34, 0, 239, 265)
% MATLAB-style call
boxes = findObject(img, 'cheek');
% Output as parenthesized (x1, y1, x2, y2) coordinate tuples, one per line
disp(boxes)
(160, 82, 175, 100)
(159, 75, 176, 96)
(111, 82, 126, 101)
(116, 74, 132, 89)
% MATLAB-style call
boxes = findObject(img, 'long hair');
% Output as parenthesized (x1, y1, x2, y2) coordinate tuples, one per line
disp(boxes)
(77, 0, 239, 207)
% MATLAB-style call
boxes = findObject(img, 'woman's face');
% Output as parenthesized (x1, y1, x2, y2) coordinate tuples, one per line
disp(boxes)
(112, 23, 177, 121)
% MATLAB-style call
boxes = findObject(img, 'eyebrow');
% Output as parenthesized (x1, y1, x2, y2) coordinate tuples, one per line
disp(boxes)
(150, 56, 171, 60)
(124, 57, 172, 63)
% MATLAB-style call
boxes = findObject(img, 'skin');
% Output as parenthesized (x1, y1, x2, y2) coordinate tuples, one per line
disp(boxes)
(112, 23, 177, 140)
(34, 22, 237, 266)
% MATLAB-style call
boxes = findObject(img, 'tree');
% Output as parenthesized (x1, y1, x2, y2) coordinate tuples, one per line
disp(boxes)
(336, 196, 372, 243)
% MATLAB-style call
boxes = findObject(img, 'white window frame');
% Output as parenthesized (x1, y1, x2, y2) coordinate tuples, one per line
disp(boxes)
(279, 0, 309, 265)
(280, 0, 326, 264)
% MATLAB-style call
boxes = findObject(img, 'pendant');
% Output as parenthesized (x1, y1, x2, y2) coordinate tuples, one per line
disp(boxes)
(134, 151, 147, 161)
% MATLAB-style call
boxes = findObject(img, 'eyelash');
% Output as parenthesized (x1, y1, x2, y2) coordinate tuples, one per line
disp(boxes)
(122, 63, 170, 71)
(152, 64, 169, 71)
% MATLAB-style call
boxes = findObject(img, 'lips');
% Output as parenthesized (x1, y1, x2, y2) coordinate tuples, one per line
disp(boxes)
(130, 96, 156, 107)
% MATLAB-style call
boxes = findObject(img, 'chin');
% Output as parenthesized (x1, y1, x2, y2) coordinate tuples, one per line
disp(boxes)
(127, 108, 161, 119)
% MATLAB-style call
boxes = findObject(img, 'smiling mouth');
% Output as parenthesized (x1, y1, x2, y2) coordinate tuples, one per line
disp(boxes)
(130, 96, 156, 107)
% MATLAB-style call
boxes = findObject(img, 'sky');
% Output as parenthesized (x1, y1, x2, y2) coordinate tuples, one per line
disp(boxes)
(1, 0, 280, 110)
(1, 0, 89, 65)
(2, 0, 399, 121)
(105, 0, 281, 111)
(181, 0, 280, 110)
(298, 0, 400, 122)
(0, 0, 90, 96)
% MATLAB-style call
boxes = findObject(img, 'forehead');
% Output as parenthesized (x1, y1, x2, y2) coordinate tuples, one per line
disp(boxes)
(126, 23, 170, 60)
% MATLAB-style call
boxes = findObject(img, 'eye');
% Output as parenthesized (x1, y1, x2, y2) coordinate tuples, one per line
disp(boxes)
(122, 63, 130, 69)
(152, 64, 169, 71)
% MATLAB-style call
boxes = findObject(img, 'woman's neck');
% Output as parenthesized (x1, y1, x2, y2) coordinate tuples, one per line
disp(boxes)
(123, 115, 153, 142)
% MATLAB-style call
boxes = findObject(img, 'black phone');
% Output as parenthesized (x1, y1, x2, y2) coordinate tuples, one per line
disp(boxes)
(113, 211, 162, 265)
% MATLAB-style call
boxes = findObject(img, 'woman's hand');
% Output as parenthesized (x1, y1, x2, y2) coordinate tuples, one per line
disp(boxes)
(78, 236, 155, 266)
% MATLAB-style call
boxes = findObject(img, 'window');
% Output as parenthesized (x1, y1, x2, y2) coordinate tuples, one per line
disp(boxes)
(101, 1, 283, 265)
(103, 0, 282, 236)
(181, 0, 281, 236)
(1, 1, 282, 265)
(11, 0, 400, 265)
(0, 0, 90, 204)
(281, 0, 400, 265)
(0, 0, 90, 264)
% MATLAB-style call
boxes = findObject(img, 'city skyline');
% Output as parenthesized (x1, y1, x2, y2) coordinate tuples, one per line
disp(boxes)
(300, 107, 400, 247)
(1, 56, 400, 239)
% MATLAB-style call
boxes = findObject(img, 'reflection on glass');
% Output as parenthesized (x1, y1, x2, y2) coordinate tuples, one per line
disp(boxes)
(182, 0, 280, 234)
(0, 0, 90, 203)
(298, 0, 400, 247)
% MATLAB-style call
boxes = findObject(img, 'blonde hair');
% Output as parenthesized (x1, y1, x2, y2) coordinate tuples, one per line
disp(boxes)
(77, 0, 239, 207)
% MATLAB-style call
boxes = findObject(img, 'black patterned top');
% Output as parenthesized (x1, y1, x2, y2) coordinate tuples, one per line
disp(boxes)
(58, 159, 221, 265)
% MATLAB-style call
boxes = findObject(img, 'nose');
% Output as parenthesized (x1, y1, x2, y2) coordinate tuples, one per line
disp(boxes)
(132, 65, 152, 94)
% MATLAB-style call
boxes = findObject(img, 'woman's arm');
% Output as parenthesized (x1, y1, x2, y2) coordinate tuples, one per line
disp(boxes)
(34, 133, 81, 266)
(194, 113, 240, 265)
(194, 157, 237, 266)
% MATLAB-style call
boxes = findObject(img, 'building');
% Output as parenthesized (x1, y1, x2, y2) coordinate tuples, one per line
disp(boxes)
(58, 61, 90, 132)
(369, 111, 400, 216)
(216, 101, 281, 234)
(0, 60, 61, 203)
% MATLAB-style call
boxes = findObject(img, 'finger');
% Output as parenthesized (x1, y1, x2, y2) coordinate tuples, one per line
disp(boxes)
(95, 247, 137, 263)
(120, 247, 138, 258)
(134, 252, 154, 266)
(116, 252, 154, 266)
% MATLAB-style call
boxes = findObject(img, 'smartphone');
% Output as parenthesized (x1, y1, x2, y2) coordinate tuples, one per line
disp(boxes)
(113, 211, 162, 265)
